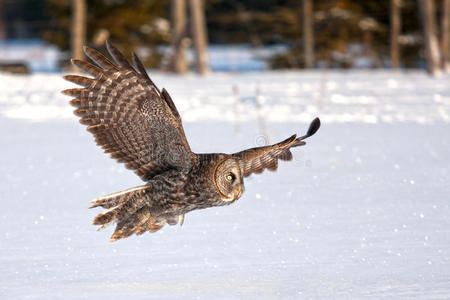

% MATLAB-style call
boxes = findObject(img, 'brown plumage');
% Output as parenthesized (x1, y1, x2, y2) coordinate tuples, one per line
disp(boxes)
(62, 41, 320, 242)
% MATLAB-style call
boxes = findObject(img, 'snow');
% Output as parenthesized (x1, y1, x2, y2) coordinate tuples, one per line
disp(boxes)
(0, 40, 62, 73)
(1, 70, 449, 299)
(1, 70, 450, 124)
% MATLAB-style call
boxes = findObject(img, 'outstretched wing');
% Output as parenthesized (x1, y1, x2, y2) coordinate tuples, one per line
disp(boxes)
(232, 118, 320, 177)
(62, 41, 194, 181)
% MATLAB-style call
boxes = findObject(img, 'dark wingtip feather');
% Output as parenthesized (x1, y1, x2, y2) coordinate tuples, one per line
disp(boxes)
(106, 40, 132, 68)
(73, 108, 89, 117)
(131, 51, 161, 94)
(61, 87, 88, 97)
(278, 134, 297, 146)
(132, 52, 148, 76)
(83, 45, 116, 69)
(61, 88, 72, 96)
(63, 75, 95, 87)
(291, 118, 320, 146)
(306, 117, 321, 137)
(71, 59, 104, 77)
(105, 39, 112, 50)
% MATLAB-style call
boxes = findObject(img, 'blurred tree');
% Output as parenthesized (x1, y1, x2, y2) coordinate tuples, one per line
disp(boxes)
(43, 0, 170, 68)
(0, 0, 6, 39)
(390, 0, 401, 68)
(303, 0, 314, 68)
(206, 0, 429, 69)
(0, 0, 50, 39)
(170, 0, 188, 74)
(2, 0, 445, 70)
(71, 0, 86, 67)
(206, 0, 302, 45)
(189, 0, 209, 74)
(271, 0, 384, 68)
(441, 0, 450, 70)
(417, 0, 441, 75)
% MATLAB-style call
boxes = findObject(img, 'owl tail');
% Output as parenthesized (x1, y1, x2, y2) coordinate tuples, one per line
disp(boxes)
(90, 185, 152, 241)
(89, 185, 184, 241)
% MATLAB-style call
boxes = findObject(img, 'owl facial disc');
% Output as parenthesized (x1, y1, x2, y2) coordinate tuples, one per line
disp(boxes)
(214, 158, 244, 202)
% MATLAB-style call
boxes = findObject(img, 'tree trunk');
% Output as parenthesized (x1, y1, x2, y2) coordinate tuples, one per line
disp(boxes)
(71, 0, 86, 70)
(417, 0, 441, 76)
(390, 0, 401, 68)
(0, 0, 6, 40)
(189, 0, 209, 74)
(303, 0, 314, 68)
(441, 0, 450, 71)
(171, 0, 188, 74)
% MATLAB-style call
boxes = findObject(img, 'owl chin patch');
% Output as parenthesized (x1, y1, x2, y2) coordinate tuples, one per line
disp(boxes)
(221, 196, 235, 202)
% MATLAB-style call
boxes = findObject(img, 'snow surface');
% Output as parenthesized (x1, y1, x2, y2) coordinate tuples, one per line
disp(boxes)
(1, 70, 449, 299)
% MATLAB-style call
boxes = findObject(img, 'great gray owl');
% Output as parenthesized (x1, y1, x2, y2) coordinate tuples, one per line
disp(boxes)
(62, 41, 320, 242)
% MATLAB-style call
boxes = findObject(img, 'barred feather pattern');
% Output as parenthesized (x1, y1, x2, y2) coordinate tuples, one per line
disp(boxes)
(62, 42, 194, 181)
(89, 185, 185, 241)
(61, 41, 320, 242)
(232, 134, 307, 177)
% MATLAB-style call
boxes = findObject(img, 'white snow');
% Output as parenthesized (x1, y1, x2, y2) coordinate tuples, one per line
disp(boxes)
(2, 70, 450, 124)
(0, 70, 449, 299)
(0, 40, 62, 73)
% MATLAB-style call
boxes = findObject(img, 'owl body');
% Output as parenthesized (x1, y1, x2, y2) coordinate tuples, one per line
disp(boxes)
(63, 41, 320, 241)
(147, 153, 242, 216)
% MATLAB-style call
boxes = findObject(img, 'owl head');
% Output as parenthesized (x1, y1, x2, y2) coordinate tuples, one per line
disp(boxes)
(214, 157, 244, 203)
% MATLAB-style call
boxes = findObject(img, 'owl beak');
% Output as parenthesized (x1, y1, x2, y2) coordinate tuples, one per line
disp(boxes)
(222, 186, 244, 203)
(234, 185, 244, 201)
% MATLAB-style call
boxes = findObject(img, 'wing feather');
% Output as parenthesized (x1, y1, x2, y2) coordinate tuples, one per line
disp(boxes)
(132, 51, 159, 93)
(106, 40, 133, 69)
(72, 59, 104, 77)
(232, 118, 320, 177)
(62, 42, 194, 181)
(232, 135, 298, 177)
(83, 45, 116, 69)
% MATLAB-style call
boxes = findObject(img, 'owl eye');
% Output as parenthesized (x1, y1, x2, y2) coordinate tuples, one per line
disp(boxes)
(226, 173, 235, 182)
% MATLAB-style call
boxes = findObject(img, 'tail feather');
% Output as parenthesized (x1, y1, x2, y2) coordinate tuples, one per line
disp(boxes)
(110, 207, 152, 241)
(135, 214, 156, 236)
(90, 185, 185, 241)
(89, 185, 150, 209)
(90, 185, 151, 241)
(92, 206, 121, 229)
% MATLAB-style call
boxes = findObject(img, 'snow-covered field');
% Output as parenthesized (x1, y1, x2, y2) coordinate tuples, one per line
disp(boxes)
(1, 70, 449, 299)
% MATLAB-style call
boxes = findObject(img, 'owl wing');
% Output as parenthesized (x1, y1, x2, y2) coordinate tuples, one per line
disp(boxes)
(232, 118, 320, 177)
(62, 41, 194, 181)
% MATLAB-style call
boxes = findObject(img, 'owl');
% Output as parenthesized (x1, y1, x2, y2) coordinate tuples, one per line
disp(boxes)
(62, 41, 320, 241)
